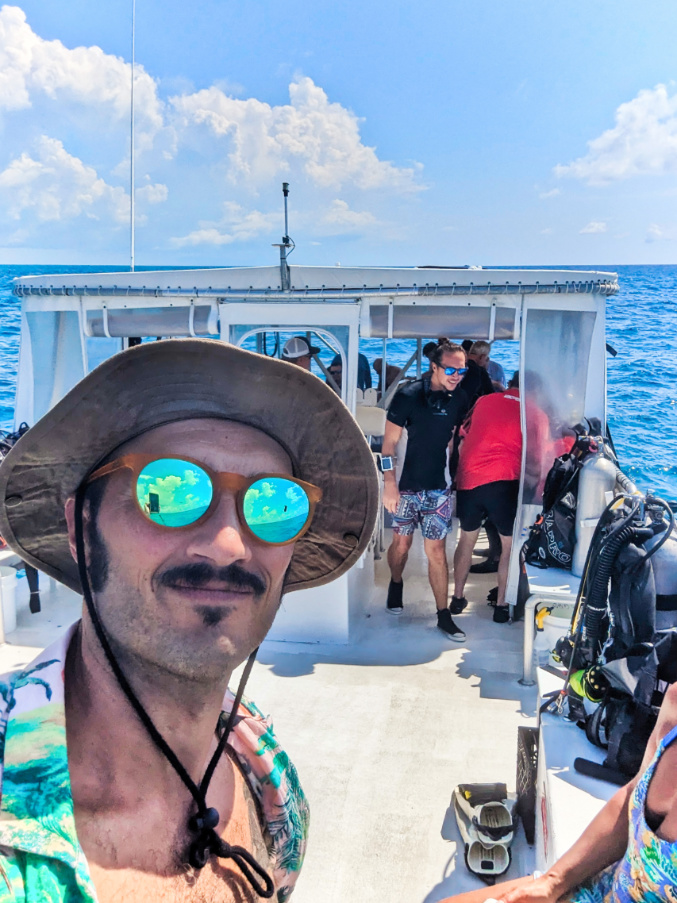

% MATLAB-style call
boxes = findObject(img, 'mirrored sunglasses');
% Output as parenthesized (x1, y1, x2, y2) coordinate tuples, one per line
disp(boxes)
(86, 454, 322, 546)
(442, 366, 468, 376)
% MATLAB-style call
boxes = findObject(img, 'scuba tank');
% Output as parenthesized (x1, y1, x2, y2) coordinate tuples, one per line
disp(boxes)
(571, 452, 619, 577)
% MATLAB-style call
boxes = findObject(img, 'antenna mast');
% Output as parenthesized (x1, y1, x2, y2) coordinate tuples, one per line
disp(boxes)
(273, 182, 294, 290)
(130, 0, 136, 271)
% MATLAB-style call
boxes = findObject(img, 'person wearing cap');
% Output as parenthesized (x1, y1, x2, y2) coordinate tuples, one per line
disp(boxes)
(281, 335, 320, 371)
(0, 340, 378, 903)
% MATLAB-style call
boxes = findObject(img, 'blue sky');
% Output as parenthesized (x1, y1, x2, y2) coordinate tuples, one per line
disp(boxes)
(1, 0, 677, 266)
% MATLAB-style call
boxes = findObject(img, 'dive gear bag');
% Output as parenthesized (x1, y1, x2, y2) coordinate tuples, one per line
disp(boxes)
(523, 432, 597, 570)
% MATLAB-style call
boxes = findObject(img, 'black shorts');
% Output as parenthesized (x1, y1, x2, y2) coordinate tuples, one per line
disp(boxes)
(456, 480, 519, 536)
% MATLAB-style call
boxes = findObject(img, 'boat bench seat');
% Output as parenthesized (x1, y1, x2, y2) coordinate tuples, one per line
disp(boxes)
(521, 565, 581, 684)
(526, 564, 581, 599)
(0, 549, 22, 569)
(354, 404, 387, 438)
(535, 668, 615, 871)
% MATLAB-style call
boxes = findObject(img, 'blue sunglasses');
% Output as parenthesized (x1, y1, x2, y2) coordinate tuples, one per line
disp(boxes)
(87, 454, 322, 545)
(441, 366, 468, 376)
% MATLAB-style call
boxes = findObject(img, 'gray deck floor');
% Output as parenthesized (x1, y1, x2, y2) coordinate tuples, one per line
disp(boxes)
(253, 528, 538, 902)
(0, 530, 538, 902)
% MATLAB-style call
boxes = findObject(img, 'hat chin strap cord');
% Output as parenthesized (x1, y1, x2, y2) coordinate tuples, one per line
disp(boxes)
(74, 487, 275, 898)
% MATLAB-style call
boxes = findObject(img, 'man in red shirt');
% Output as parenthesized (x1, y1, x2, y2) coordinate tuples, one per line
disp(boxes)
(452, 373, 522, 623)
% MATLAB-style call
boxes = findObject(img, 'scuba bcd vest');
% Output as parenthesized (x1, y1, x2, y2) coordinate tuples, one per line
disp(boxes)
(567, 501, 677, 780)
(523, 430, 598, 570)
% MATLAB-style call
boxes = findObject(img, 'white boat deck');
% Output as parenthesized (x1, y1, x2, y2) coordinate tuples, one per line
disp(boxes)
(534, 671, 615, 874)
(0, 569, 82, 670)
(255, 527, 539, 902)
(0, 529, 538, 902)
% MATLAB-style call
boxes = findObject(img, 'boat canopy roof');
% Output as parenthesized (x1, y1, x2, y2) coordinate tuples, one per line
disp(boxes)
(13, 264, 618, 299)
(13, 265, 618, 343)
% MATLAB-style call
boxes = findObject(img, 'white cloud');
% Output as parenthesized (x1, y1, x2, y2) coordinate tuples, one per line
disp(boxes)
(320, 199, 378, 232)
(4, 227, 29, 245)
(137, 182, 168, 204)
(170, 201, 278, 247)
(645, 223, 675, 243)
(0, 136, 129, 223)
(579, 221, 607, 234)
(171, 76, 422, 192)
(556, 84, 677, 184)
(540, 227, 553, 235)
(0, 8, 421, 254)
(0, 5, 163, 143)
(539, 188, 560, 199)
(170, 228, 238, 248)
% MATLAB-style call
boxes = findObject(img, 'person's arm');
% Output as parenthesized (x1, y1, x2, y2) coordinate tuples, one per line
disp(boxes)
(449, 397, 471, 483)
(482, 367, 495, 395)
(488, 687, 677, 903)
(491, 363, 506, 392)
(381, 419, 403, 514)
(436, 783, 635, 903)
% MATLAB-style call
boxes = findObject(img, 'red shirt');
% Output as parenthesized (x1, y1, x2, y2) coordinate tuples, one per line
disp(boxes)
(455, 388, 522, 490)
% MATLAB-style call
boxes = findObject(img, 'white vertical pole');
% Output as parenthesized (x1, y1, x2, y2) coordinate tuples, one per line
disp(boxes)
(130, 0, 136, 272)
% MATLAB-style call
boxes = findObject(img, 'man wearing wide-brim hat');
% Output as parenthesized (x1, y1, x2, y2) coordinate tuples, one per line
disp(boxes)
(0, 339, 378, 903)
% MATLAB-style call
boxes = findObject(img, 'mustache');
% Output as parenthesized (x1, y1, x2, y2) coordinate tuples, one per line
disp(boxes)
(158, 562, 266, 597)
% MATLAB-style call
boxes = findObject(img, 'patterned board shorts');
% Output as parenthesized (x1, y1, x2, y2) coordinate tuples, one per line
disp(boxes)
(391, 489, 453, 540)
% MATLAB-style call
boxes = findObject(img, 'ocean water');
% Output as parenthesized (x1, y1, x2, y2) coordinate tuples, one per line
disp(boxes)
(1, 264, 676, 502)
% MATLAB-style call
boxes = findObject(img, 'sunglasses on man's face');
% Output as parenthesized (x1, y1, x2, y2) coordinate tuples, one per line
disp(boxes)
(440, 366, 468, 376)
(86, 454, 322, 546)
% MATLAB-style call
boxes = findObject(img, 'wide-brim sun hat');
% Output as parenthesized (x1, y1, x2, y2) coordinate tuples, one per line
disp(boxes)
(0, 339, 379, 594)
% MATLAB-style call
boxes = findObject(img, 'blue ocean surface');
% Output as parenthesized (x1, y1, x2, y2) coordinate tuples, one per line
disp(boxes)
(1, 264, 675, 502)
(248, 512, 309, 543)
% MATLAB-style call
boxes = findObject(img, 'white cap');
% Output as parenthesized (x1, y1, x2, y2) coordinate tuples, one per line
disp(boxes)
(282, 336, 320, 360)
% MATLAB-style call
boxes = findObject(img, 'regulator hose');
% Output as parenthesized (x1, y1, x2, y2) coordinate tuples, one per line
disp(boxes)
(640, 495, 675, 566)
(568, 497, 641, 673)
(582, 521, 641, 664)
(570, 497, 636, 638)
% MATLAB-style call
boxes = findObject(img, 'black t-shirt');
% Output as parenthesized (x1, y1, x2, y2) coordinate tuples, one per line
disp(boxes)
(386, 376, 469, 491)
(459, 359, 494, 408)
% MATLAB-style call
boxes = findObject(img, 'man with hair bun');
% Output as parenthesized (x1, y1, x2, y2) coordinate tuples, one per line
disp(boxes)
(381, 340, 470, 641)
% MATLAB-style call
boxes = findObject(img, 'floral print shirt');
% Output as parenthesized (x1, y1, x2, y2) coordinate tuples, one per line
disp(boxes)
(566, 724, 677, 903)
(0, 623, 309, 902)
